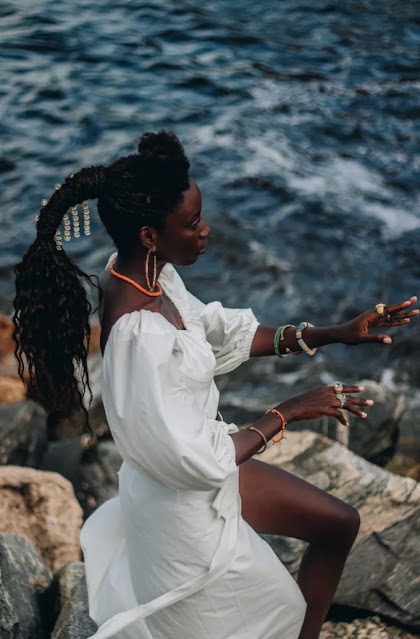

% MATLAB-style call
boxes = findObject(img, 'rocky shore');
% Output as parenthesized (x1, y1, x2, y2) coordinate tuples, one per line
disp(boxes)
(0, 314, 420, 638)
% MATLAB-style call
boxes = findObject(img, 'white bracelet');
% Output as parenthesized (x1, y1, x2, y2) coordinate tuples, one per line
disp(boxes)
(296, 322, 317, 356)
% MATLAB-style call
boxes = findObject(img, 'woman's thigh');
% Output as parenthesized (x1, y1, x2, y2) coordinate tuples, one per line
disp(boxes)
(239, 458, 359, 544)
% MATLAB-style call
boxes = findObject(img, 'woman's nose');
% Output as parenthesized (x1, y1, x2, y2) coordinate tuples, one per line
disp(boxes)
(199, 219, 211, 239)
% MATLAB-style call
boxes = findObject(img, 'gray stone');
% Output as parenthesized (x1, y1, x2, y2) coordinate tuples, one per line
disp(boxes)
(260, 431, 420, 629)
(76, 441, 122, 518)
(52, 561, 97, 639)
(0, 400, 47, 467)
(0, 532, 51, 639)
(346, 380, 406, 466)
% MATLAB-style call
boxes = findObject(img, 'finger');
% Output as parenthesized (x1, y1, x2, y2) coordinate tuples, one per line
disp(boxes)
(359, 333, 393, 344)
(342, 402, 368, 419)
(392, 311, 419, 319)
(344, 397, 374, 407)
(386, 296, 418, 313)
(341, 385, 366, 394)
(329, 408, 349, 427)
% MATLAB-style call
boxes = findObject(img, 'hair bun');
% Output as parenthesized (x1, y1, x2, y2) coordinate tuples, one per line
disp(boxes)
(137, 130, 186, 162)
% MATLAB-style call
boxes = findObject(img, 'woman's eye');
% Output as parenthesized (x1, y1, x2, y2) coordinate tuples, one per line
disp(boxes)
(191, 217, 200, 229)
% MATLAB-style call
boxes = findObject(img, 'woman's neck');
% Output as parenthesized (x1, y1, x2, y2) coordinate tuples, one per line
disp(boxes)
(114, 252, 166, 289)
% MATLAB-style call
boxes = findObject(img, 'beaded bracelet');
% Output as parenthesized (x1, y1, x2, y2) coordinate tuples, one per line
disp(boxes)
(239, 426, 267, 454)
(265, 409, 287, 443)
(296, 322, 317, 356)
(274, 324, 301, 358)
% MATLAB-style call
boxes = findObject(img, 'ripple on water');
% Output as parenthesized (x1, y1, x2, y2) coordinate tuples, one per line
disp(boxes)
(1, 0, 419, 409)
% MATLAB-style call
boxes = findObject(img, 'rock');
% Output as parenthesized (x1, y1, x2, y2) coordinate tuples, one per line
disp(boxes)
(76, 441, 122, 518)
(386, 453, 420, 483)
(0, 532, 51, 639)
(0, 377, 26, 404)
(51, 561, 97, 639)
(39, 438, 120, 518)
(0, 466, 83, 573)
(346, 380, 406, 466)
(0, 400, 48, 467)
(260, 431, 420, 629)
(398, 408, 420, 441)
(321, 616, 418, 638)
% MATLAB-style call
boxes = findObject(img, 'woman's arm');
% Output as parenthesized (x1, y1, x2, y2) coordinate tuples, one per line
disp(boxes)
(231, 384, 373, 465)
(250, 296, 418, 357)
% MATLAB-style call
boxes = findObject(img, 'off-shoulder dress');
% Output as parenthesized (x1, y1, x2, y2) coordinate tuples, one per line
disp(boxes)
(80, 252, 307, 639)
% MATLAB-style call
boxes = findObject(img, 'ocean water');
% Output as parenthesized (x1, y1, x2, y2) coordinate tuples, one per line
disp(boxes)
(1, 0, 419, 421)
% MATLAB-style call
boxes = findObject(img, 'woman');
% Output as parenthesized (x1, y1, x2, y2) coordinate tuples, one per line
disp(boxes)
(13, 131, 417, 639)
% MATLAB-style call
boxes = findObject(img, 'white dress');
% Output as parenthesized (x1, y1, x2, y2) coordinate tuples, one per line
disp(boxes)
(80, 253, 307, 639)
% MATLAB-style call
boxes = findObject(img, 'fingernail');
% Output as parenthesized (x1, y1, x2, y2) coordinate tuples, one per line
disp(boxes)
(384, 337, 392, 344)
(366, 400, 374, 406)
(345, 421, 349, 427)
(414, 310, 419, 314)
(361, 412, 367, 418)
(358, 386, 365, 391)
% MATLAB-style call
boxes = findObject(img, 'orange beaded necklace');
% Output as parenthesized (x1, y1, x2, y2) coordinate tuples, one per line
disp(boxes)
(109, 260, 163, 297)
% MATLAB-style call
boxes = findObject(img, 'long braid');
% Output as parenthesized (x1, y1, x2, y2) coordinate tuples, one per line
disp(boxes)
(13, 166, 106, 431)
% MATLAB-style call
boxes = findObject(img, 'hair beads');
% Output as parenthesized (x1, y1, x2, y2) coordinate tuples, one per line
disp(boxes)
(71, 205, 80, 237)
(83, 201, 91, 235)
(38, 179, 93, 248)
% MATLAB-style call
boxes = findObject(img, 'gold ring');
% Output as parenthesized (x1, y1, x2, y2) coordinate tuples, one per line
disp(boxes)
(375, 303, 386, 316)
(333, 381, 344, 395)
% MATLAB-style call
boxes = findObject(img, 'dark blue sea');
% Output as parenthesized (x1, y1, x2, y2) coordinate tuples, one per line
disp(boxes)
(1, 0, 420, 426)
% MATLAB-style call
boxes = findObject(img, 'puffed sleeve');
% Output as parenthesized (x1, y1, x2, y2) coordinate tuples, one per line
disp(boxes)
(158, 264, 260, 376)
(189, 297, 259, 376)
(102, 311, 238, 492)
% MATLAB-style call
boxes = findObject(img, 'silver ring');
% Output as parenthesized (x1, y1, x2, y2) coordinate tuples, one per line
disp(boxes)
(336, 393, 346, 408)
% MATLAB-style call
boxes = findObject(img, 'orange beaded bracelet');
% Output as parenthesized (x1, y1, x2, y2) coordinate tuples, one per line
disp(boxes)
(265, 409, 287, 443)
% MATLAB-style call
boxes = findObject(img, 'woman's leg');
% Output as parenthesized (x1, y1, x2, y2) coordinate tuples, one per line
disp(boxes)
(239, 458, 360, 639)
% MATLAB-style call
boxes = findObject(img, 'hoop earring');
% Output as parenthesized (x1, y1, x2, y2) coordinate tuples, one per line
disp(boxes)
(145, 249, 157, 292)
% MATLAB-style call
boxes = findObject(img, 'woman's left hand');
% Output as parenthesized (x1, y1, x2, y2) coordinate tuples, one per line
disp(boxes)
(336, 296, 419, 345)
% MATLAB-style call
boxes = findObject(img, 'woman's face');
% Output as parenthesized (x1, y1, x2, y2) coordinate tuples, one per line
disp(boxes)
(154, 179, 211, 266)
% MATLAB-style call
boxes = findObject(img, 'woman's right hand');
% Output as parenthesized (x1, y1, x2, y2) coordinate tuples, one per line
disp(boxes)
(279, 384, 373, 427)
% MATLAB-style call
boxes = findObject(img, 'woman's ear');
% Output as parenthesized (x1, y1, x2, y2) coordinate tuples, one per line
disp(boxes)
(139, 226, 157, 252)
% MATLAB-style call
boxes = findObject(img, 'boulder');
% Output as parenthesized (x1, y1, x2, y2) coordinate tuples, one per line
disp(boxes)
(0, 377, 26, 404)
(320, 616, 418, 638)
(0, 532, 51, 639)
(386, 453, 420, 483)
(0, 466, 83, 573)
(51, 561, 97, 639)
(346, 380, 406, 466)
(0, 400, 48, 467)
(260, 431, 420, 629)
(39, 438, 120, 518)
(76, 441, 122, 518)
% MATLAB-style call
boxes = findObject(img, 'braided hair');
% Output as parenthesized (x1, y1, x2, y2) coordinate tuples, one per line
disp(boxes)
(13, 130, 190, 432)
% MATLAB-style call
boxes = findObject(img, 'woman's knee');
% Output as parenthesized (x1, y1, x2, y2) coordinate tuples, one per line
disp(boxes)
(322, 502, 360, 548)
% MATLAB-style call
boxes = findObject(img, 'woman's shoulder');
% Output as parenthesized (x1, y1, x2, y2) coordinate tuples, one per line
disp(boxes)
(109, 308, 177, 341)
